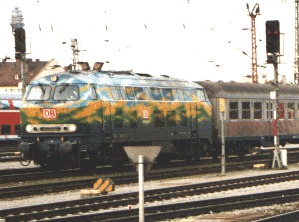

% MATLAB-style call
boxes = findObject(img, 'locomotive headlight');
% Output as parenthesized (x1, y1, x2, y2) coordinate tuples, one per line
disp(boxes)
(26, 125, 35, 133)
(69, 124, 77, 132)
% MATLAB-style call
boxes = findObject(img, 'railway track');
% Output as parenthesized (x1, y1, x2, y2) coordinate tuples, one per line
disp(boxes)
(2, 169, 299, 221)
(0, 152, 275, 186)
(0, 154, 278, 200)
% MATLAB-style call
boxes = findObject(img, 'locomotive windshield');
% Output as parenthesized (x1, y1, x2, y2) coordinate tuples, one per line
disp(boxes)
(53, 85, 79, 101)
(26, 85, 51, 101)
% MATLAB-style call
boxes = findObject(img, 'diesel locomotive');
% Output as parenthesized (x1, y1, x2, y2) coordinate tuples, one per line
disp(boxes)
(19, 70, 212, 169)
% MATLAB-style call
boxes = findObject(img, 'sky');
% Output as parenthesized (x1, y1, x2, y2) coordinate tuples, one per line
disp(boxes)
(0, 0, 296, 83)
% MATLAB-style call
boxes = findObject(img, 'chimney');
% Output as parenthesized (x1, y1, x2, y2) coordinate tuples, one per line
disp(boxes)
(93, 62, 104, 71)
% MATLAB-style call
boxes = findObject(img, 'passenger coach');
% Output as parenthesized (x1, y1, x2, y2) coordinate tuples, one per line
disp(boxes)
(196, 81, 299, 157)
(19, 70, 212, 169)
(0, 93, 21, 148)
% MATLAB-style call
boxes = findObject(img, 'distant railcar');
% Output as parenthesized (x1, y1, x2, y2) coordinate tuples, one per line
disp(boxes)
(0, 93, 21, 149)
(196, 81, 299, 156)
(19, 71, 212, 169)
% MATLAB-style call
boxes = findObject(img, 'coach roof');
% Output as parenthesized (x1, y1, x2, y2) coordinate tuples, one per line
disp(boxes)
(195, 81, 299, 99)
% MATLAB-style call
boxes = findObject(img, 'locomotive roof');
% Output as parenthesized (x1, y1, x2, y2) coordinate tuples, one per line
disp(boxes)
(195, 81, 299, 100)
(29, 70, 201, 89)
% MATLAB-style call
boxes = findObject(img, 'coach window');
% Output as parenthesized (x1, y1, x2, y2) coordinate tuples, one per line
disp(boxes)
(254, 102, 262, 120)
(125, 87, 136, 100)
(97, 86, 113, 100)
(149, 88, 162, 100)
(161, 88, 174, 101)
(196, 89, 206, 101)
(134, 87, 147, 100)
(1, 125, 11, 135)
(182, 89, 196, 101)
(267, 102, 273, 120)
(0, 100, 10, 110)
(110, 86, 121, 100)
(242, 102, 250, 120)
(90, 85, 98, 100)
(229, 102, 238, 120)
(287, 103, 295, 120)
(278, 103, 285, 119)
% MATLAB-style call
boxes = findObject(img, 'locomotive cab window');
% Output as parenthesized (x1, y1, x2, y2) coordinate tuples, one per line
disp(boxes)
(229, 102, 238, 120)
(26, 85, 51, 101)
(54, 85, 79, 101)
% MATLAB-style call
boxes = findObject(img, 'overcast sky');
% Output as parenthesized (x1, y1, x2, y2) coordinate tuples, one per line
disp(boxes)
(0, 0, 295, 82)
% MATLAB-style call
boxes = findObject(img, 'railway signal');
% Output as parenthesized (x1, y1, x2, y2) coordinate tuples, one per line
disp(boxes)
(14, 28, 26, 58)
(266, 20, 280, 54)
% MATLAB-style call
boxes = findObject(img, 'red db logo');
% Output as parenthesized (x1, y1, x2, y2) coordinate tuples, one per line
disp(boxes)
(43, 109, 57, 119)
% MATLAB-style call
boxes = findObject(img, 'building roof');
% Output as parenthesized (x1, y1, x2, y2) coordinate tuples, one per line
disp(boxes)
(0, 59, 53, 87)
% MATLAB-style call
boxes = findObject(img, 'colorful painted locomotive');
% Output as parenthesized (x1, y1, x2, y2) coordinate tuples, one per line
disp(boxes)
(19, 70, 212, 169)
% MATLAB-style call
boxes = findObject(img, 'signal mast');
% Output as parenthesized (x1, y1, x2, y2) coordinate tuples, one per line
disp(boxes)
(246, 3, 260, 83)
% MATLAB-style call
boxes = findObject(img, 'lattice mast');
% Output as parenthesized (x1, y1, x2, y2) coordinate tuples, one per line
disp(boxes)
(247, 3, 260, 83)
(295, 1, 299, 84)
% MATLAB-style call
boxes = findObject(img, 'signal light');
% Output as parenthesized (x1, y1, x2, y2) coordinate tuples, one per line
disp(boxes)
(266, 20, 280, 54)
(14, 28, 26, 54)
